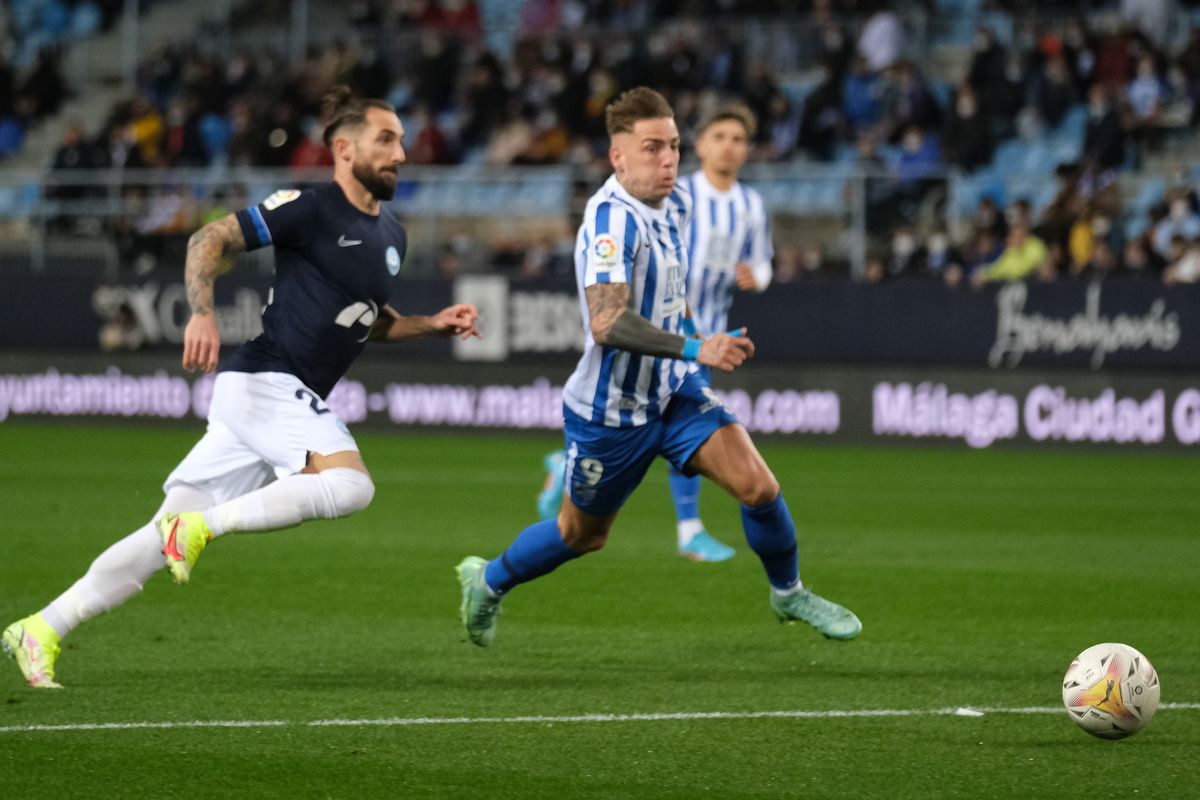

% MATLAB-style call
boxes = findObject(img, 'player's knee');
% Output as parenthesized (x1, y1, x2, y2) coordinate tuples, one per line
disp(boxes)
(319, 467, 375, 518)
(739, 472, 780, 508)
(558, 513, 610, 553)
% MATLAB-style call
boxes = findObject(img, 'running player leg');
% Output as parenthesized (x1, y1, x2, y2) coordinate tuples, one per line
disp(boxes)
(201, 451, 374, 536)
(3, 482, 219, 688)
(668, 465, 734, 562)
(536, 449, 567, 520)
(457, 498, 611, 647)
(671, 365, 734, 561)
(158, 373, 375, 582)
(458, 409, 658, 647)
(687, 423, 862, 640)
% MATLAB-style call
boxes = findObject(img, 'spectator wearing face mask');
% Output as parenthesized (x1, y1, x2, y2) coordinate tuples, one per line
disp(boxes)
(887, 225, 922, 276)
(1152, 192, 1200, 258)
(923, 228, 966, 284)
(1163, 236, 1200, 285)
(1083, 84, 1127, 170)
(942, 83, 993, 170)
(1032, 53, 1079, 129)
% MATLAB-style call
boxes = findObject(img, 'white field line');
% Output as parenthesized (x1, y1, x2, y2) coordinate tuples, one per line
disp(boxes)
(2, 703, 1199, 735)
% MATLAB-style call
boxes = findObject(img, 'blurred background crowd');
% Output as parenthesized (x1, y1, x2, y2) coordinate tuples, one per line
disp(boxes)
(3, 0, 1200, 285)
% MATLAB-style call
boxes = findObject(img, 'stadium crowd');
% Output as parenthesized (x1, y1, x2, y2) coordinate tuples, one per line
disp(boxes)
(11, 0, 1200, 284)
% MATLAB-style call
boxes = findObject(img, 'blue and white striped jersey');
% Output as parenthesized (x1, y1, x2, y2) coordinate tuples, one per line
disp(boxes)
(674, 171, 773, 337)
(563, 175, 695, 428)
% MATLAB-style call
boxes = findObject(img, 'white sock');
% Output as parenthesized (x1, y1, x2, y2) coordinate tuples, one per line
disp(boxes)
(40, 485, 214, 639)
(204, 468, 375, 537)
(770, 579, 805, 597)
(677, 518, 704, 547)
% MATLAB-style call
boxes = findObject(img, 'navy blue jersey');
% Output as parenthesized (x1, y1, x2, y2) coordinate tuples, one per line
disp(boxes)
(225, 182, 407, 398)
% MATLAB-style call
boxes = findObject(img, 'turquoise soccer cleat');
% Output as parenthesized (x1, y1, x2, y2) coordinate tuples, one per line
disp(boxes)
(456, 556, 502, 647)
(537, 449, 567, 520)
(679, 530, 736, 562)
(770, 587, 862, 640)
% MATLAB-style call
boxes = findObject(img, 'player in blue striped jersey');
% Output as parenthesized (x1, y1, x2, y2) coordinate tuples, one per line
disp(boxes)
(664, 104, 774, 562)
(459, 88, 860, 647)
(537, 105, 774, 563)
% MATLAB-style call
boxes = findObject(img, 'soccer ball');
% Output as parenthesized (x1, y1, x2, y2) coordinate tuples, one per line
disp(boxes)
(1062, 642, 1160, 740)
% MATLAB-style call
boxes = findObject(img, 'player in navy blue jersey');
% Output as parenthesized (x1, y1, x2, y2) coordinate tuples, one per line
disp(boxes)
(3, 86, 480, 688)
(456, 88, 860, 649)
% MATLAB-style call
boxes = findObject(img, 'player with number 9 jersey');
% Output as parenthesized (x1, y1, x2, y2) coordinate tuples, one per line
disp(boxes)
(456, 88, 861, 652)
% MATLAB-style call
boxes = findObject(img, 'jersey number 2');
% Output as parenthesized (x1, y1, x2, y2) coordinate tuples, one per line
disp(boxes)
(295, 388, 330, 415)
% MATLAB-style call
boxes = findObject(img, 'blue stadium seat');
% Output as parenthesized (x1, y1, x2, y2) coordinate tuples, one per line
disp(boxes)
(1132, 177, 1166, 218)
(991, 140, 1024, 173)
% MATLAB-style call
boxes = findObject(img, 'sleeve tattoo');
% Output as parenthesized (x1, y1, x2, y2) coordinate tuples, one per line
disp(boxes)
(185, 214, 246, 316)
(585, 283, 688, 359)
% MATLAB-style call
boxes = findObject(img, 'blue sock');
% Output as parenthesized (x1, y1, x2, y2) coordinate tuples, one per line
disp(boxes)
(484, 518, 582, 594)
(741, 492, 800, 590)
(668, 467, 701, 521)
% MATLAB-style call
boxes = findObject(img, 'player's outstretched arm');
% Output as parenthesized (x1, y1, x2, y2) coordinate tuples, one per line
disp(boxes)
(182, 213, 246, 373)
(368, 303, 481, 343)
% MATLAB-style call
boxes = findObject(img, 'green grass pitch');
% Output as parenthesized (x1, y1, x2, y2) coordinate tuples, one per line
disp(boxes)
(1, 422, 1198, 798)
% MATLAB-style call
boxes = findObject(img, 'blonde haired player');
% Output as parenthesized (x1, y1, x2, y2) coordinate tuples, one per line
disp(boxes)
(463, 87, 859, 648)
(537, 103, 773, 563)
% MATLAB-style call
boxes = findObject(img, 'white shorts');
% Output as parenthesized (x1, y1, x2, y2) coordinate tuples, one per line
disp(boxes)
(163, 371, 358, 504)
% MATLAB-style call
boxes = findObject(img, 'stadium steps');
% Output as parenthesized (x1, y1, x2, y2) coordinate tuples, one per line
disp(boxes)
(5, 0, 229, 170)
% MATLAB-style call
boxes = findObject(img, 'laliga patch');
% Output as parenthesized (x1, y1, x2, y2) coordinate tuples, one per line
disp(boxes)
(262, 189, 301, 211)
(591, 234, 619, 272)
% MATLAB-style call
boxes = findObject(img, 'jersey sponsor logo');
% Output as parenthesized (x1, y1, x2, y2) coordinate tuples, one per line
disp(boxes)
(704, 232, 735, 270)
(338, 235, 363, 247)
(698, 385, 724, 414)
(262, 189, 301, 211)
(386, 245, 401, 275)
(661, 260, 687, 316)
(334, 299, 380, 342)
(591, 234, 619, 272)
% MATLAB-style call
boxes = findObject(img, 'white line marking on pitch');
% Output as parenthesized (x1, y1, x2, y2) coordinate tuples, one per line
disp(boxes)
(2, 703, 1198, 735)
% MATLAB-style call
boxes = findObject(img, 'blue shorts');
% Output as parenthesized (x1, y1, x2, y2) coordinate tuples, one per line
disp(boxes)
(562, 370, 739, 516)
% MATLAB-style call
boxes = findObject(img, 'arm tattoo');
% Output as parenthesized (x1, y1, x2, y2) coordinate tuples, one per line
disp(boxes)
(585, 284, 686, 358)
(184, 214, 246, 316)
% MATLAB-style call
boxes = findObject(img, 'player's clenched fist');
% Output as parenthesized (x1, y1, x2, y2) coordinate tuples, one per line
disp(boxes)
(182, 314, 221, 373)
(432, 303, 482, 340)
(697, 327, 755, 372)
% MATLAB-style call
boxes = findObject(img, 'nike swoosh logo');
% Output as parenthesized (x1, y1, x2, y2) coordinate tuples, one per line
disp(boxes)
(338, 235, 363, 247)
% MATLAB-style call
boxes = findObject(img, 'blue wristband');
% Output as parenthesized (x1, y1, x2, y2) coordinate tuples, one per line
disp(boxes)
(680, 317, 698, 337)
(681, 337, 702, 361)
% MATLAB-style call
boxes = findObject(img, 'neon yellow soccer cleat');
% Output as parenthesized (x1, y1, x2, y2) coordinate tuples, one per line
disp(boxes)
(2, 613, 64, 689)
(159, 511, 213, 585)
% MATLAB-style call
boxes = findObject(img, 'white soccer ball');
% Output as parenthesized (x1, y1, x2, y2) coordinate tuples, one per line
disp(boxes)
(1062, 642, 1160, 740)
